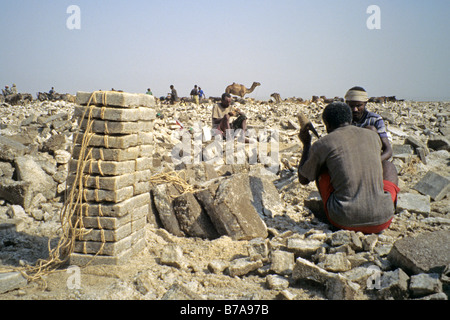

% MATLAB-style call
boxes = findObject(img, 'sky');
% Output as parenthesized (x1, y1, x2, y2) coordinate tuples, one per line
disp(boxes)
(1, 0, 449, 101)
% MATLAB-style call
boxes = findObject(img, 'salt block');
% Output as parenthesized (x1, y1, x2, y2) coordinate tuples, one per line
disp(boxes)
(70, 157, 152, 176)
(75, 91, 155, 108)
(67, 172, 136, 191)
(72, 145, 140, 162)
(74, 228, 145, 256)
(388, 230, 450, 274)
(69, 237, 146, 266)
(80, 186, 134, 203)
(75, 216, 146, 243)
(80, 118, 139, 134)
(74, 105, 156, 122)
(396, 192, 430, 215)
(413, 171, 450, 201)
(74, 133, 139, 149)
(72, 204, 149, 230)
(75, 193, 150, 218)
(195, 174, 268, 240)
(69, 159, 136, 176)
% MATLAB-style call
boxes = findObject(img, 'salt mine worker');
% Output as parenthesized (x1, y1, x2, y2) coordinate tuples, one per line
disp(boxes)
(190, 85, 199, 105)
(49, 87, 55, 96)
(212, 92, 248, 141)
(345, 86, 393, 162)
(146, 88, 153, 95)
(2, 85, 11, 96)
(198, 87, 205, 100)
(297, 102, 400, 234)
(11, 84, 17, 94)
(169, 85, 178, 104)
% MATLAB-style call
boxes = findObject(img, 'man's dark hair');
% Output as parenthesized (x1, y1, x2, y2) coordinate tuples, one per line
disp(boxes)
(221, 92, 231, 100)
(322, 102, 352, 128)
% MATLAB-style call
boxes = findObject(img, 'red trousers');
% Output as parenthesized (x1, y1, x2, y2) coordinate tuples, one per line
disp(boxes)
(317, 172, 400, 234)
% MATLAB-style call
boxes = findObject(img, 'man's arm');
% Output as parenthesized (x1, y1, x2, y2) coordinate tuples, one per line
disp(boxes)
(297, 127, 312, 185)
(380, 136, 393, 162)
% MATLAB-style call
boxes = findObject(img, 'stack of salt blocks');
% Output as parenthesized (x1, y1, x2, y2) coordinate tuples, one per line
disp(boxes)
(68, 91, 156, 265)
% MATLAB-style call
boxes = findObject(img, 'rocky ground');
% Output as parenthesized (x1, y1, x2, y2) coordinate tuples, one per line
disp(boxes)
(0, 96, 449, 301)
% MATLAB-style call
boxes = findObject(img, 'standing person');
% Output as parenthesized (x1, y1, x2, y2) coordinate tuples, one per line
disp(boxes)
(146, 88, 153, 95)
(190, 85, 199, 105)
(169, 85, 179, 104)
(297, 102, 399, 234)
(198, 87, 205, 100)
(345, 86, 393, 162)
(11, 84, 17, 94)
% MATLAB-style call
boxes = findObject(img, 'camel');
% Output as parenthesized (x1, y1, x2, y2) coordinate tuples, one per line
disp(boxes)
(225, 82, 260, 98)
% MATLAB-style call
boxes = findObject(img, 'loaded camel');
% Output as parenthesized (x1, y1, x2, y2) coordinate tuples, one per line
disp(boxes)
(225, 82, 261, 98)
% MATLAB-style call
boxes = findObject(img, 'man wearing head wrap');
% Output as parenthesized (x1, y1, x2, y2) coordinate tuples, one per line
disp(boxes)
(345, 86, 393, 162)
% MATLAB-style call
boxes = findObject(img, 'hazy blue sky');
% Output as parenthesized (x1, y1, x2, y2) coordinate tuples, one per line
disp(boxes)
(1, 0, 449, 101)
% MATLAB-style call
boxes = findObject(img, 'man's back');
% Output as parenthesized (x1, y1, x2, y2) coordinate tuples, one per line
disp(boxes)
(300, 125, 394, 228)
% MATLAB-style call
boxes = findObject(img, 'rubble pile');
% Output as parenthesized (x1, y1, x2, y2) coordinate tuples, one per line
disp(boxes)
(0, 94, 449, 300)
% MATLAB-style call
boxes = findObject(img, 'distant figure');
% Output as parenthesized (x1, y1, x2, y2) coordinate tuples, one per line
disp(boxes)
(49, 87, 55, 95)
(11, 84, 17, 94)
(198, 87, 205, 100)
(190, 85, 199, 105)
(345, 86, 393, 162)
(2, 85, 11, 96)
(146, 88, 153, 95)
(169, 85, 179, 104)
(211, 93, 248, 142)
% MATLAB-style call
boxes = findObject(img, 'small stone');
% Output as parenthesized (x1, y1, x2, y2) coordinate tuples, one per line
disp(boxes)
(0, 272, 28, 294)
(227, 257, 263, 277)
(377, 268, 410, 300)
(277, 289, 297, 300)
(208, 260, 229, 274)
(270, 250, 295, 275)
(286, 237, 324, 258)
(363, 234, 378, 252)
(266, 274, 290, 290)
(160, 244, 186, 269)
(409, 273, 442, 297)
(317, 253, 352, 273)
(54, 150, 71, 164)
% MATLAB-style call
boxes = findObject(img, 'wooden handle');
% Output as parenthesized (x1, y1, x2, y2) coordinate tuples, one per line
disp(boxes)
(297, 113, 310, 128)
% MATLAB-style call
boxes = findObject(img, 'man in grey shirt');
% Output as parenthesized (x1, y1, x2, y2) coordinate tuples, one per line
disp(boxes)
(298, 102, 399, 233)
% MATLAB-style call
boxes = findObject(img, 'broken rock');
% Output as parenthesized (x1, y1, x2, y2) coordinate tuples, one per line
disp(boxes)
(172, 192, 219, 239)
(388, 230, 450, 274)
(413, 171, 450, 201)
(195, 174, 268, 240)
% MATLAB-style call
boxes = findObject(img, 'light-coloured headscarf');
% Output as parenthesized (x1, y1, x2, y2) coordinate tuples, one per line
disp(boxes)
(345, 89, 368, 102)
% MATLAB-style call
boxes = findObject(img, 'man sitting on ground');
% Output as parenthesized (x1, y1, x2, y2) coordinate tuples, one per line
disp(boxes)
(297, 102, 400, 234)
(345, 86, 393, 161)
(211, 93, 248, 141)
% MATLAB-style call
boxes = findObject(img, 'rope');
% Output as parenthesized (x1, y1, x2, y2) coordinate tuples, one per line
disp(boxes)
(0, 90, 196, 286)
